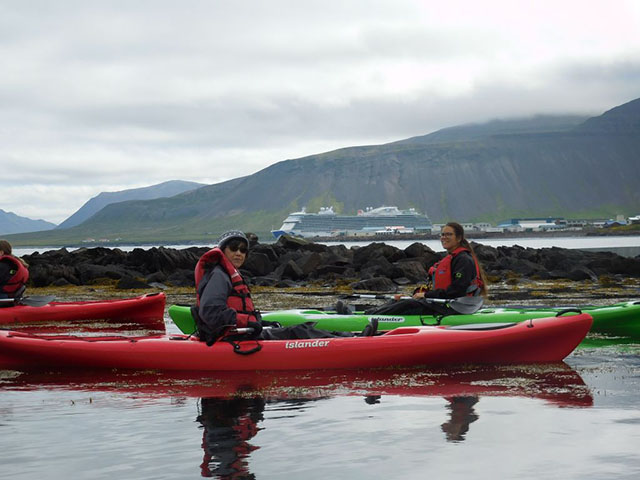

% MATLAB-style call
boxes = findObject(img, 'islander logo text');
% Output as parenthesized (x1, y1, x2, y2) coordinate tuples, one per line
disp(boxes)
(285, 340, 331, 349)
(370, 316, 405, 323)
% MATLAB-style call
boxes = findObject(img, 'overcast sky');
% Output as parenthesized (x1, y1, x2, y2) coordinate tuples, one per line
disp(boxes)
(1, 0, 639, 224)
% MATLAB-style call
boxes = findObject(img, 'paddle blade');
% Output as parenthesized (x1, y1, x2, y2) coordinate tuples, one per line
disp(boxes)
(18, 295, 56, 307)
(447, 296, 484, 314)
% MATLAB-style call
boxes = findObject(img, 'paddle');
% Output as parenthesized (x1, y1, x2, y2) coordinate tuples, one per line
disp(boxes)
(339, 294, 484, 315)
(0, 295, 56, 307)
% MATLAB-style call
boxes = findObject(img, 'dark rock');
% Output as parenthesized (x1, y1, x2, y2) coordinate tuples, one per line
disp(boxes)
(146, 271, 168, 284)
(274, 259, 305, 280)
(547, 270, 571, 279)
(246, 232, 259, 247)
(351, 277, 397, 292)
(353, 242, 404, 267)
(300, 242, 330, 253)
(243, 252, 274, 276)
(328, 244, 354, 259)
(295, 252, 324, 276)
(77, 264, 126, 283)
(251, 244, 279, 263)
(315, 264, 348, 276)
(473, 243, 499, 263)
(497, 258, 547, 276)
(277, 251, 304, 264)
(166, 269, 194, 287)
(566, 266, 598, 282)
(116, 276, 151, 289)
(360, 256, 395, 278)
(390, 259, 429, 283)
(252, 275, 279, 286)
(275, 235, 310, 250)
(404, 242, 435, 258)
(18, 238, 640, 290)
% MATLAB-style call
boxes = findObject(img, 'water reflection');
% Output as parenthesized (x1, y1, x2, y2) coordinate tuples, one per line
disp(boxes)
(0, 363, 594, 408)
(196, 395, 326, 478)
(1, 362, 594, 477)
(197, 396, 264, 478)
(193, 392, 486, 477)
(441, 396, 479, 442)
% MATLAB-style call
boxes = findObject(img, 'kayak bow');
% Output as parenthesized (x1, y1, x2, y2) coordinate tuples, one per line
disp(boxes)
(0, 292, 166, 330)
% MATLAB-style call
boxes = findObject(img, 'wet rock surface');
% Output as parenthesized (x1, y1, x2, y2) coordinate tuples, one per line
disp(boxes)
(22, 236, 640, 293)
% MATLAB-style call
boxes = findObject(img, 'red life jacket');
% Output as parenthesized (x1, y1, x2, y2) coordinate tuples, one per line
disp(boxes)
(194, 248, 258, 328)
(0, 255, 29, 296)
(428, 247, 484, 296)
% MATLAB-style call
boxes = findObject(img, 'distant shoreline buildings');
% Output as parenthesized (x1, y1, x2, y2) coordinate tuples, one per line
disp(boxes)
(271, 206, 639, 240)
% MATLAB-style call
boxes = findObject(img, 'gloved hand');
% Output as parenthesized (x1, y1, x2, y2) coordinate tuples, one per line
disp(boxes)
(261, 320, 282, 328)
(246, 321, 263, 337)
(413, 284, 430, 295)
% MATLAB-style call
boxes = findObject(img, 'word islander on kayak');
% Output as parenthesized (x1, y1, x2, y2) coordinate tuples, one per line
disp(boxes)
(284, 339, 331, 349)
(369, 316, 406, 323)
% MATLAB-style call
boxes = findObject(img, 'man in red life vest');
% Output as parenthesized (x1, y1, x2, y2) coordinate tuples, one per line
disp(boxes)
(358, 222, 487, 316)
(0, 239, 29, 300)
(195, 230, 377, 346)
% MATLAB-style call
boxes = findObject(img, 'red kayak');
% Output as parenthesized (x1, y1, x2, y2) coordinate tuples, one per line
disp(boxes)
(0, 292, 166, 329)
(0, 313, 592, 372)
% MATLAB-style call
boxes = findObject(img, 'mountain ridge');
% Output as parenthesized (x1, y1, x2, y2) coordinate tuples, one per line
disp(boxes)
(7, 97, 640, 245)
(57, 180, 206, 229)
(0, 209, 56, 236)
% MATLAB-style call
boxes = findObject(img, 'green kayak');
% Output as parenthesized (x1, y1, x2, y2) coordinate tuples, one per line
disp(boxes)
(168, 300, 640, 339)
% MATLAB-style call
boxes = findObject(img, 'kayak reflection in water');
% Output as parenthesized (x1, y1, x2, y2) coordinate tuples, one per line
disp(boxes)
(441, 396, 480, 442)
(197, 396, 265, 478)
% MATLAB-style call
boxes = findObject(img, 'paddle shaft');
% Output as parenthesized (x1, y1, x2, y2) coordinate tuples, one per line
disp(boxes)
(344, 294, 457, 303)
(340, 294, 483, 314)
(0, 295, 56, 307)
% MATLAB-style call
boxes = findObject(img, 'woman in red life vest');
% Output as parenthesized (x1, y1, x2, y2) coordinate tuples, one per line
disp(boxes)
(361, 222, 488, 316)
(0, 239, 29, 299)
(195, 230, 377, 346)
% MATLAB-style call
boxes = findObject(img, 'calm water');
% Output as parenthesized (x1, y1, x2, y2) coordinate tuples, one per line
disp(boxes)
(1, 344, 639, 479)
(12, 235, 640, 257)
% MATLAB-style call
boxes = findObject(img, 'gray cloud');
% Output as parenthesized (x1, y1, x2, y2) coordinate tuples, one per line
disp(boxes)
(0, 0, 639, 223)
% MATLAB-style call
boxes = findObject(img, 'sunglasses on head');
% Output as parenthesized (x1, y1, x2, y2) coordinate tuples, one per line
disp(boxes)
(226, 241, 248, 253)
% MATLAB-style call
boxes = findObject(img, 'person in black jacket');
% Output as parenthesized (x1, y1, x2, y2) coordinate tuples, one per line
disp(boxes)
(347, 222, 487, 316)
(195, 231, 377, 345)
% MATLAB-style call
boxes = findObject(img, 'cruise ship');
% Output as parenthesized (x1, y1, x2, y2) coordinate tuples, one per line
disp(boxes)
(271, 206, 433, 239)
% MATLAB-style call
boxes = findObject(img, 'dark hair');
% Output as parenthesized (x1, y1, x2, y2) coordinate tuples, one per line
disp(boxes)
(0, 239, 12, 255)
(445, 222, 488, 296)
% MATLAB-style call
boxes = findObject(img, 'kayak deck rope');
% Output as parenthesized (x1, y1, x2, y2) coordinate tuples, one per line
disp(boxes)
(228, 339, 263, 355)
(419, 314, 444, 326)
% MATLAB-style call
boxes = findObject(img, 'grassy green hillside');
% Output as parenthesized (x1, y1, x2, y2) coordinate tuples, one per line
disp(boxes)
(7, 99, 640, 246)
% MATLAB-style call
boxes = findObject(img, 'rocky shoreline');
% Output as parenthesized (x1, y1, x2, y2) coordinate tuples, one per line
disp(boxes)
(302, 227, 640, 243)
(21, 234, 640, 293)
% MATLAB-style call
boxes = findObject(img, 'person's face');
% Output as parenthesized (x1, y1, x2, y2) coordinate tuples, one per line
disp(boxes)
(223, 240, 248, 268)
(440, 226, 461, 252)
